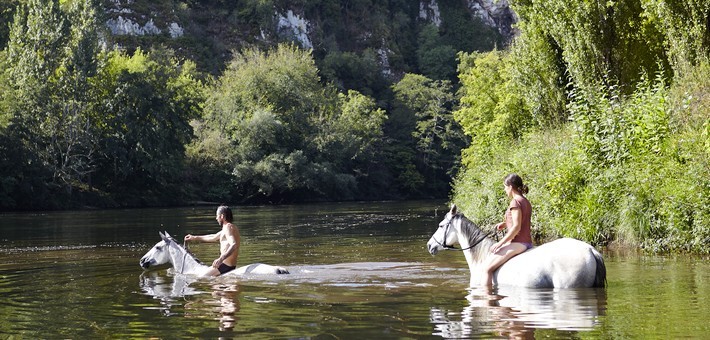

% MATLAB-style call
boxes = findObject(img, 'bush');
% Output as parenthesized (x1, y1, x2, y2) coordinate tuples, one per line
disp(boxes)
(454, 68, 709, 253)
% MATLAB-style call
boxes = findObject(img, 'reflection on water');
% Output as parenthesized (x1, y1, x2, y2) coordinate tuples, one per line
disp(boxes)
(209, 284, 241, 331)
(1, 201, 708, 338)
(139, 261, 607, 338)
(431, 286, 606, 339)
(139, 271, 242, 332)
(137, 261, 461, 335)
(139, 271, 203, 316)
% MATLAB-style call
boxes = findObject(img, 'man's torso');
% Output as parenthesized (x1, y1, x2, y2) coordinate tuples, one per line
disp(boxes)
(219, 223, 240, 266)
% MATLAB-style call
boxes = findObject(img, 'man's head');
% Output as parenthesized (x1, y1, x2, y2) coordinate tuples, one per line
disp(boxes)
(216, 205, 233, 224)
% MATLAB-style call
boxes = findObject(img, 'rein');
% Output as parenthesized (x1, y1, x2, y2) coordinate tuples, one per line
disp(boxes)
(434, 216, 497, 251)
(178, 240, 189, 274)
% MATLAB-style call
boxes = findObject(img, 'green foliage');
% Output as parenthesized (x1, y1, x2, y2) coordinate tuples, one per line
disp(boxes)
(417, 25, 456, 81)
(512, 0, 668, 92)
(455, 50, 533, 160)
(506, 22, 567, 127)
(641, 0, 710, 73)
(316, 90, 386, 163)
(390, 73, 466, 196)
(4, 0, 96, 197)
(568, 73, 669, 168)
(454, 0, 709, 253)
(92, 48, 203, 198)
(0, 0, 206, 208)
(392, 74, 462, 168)
(0, 51, 11, 129)
(0, 0, 19, 50)
(437, 0, 501, 52)
(191, 44, 387, 202)
(455, 51, 505, 142)
(319, 49, 387, 98)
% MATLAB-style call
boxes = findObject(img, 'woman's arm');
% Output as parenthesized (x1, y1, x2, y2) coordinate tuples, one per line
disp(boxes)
(490, 208, 522, 253)
(500, 208, 522, 243)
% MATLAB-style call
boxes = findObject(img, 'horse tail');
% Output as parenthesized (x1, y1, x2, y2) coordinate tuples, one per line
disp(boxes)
(591, 248, 607, 288)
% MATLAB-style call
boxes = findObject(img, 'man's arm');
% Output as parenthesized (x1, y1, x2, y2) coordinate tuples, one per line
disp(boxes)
(185, 232, 221, 243)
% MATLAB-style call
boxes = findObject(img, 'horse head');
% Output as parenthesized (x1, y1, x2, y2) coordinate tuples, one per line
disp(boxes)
(140, 231, 175, 269)
(427, 204, 461, 255)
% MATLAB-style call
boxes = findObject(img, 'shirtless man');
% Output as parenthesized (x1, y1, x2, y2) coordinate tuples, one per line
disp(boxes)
(184, 205, 241, 276)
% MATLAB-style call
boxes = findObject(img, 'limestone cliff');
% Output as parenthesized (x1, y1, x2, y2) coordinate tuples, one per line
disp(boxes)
(103, 0, 516, 77)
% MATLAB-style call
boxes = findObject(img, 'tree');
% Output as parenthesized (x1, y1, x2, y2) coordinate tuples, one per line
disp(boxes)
(391, 73, 466, 195)
(46, 0, 101, 192)
(91, 48, 204, 201)
(511, 0, 668, 92)
(192, 44, 388, 202)
(4, 0, 80, 197)
(416, 25, 456, 81)
(314, 89, 387, 192)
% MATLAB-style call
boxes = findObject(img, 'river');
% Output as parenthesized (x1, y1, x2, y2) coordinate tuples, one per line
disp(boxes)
(0, 201, 708, 338)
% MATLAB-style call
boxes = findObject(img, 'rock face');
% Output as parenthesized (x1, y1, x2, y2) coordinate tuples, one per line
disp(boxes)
(276, 10, 312, 49)
(106, 16, 161, 36)
(464, 0, 518, 38)
(103, 1, 515, 42)
(420, 0, 443, 27)
(101, 0, 517, 75)
(104, 0, 183, 38)
(420, 0, 517, 38)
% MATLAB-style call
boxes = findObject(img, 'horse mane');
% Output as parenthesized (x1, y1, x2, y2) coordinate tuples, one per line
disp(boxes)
(166, 236, 203, 265)
(454, 213, 494, 261)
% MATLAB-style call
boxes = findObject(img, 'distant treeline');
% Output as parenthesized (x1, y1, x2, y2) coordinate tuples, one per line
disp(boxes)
(0, 0, 496, 209)
(0, 0, 708, 253)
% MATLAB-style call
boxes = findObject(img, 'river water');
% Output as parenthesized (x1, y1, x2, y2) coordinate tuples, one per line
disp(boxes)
(0, 201, 708, 338)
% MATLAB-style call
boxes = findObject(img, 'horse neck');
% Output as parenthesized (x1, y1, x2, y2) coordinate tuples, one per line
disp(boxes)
(465, 238, 496, 268)
(455, 216, 495, 267)
(168, 243, 203, 274)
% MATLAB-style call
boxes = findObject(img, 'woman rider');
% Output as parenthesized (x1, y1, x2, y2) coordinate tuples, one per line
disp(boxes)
(482, 174, 533, 287)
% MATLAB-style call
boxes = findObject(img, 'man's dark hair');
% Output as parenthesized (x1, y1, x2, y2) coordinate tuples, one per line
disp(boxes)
(217, 205, 233, 222)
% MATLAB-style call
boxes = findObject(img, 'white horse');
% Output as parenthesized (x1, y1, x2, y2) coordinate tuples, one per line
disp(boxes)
(427, 205, 606, 288)
(140, 231, 289, 276)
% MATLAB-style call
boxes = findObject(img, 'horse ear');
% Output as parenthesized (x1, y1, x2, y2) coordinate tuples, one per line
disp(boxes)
(159, 231, 167, 241)
(164, 231, 172, 239)
(450, 204, 457, 215)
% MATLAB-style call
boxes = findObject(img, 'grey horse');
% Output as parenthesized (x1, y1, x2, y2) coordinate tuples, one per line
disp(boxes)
(427, 205, 605, 288)
(140, 231, 289, 276)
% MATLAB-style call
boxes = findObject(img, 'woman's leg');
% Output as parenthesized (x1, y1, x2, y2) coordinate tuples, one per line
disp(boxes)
(481, 243, 527, 287)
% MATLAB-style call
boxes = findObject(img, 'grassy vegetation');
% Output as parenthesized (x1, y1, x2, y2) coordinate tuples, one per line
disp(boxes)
(453, 64, 709, 253)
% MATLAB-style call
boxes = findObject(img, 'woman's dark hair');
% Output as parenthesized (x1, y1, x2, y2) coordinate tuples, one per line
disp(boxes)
(504, 174, 529, 195)
(217, 205, 233, 222)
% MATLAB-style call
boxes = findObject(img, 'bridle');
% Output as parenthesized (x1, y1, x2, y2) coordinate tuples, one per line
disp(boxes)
(162, 237, 190, 274)
(433, 214, 495, 251)
(177, 239, 196, 274)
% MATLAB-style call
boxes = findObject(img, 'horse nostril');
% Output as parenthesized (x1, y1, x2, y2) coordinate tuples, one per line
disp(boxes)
(428, 244, 439, 255)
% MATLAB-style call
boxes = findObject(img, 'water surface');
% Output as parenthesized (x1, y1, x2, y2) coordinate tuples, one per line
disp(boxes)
(1, 201, 708, 338)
